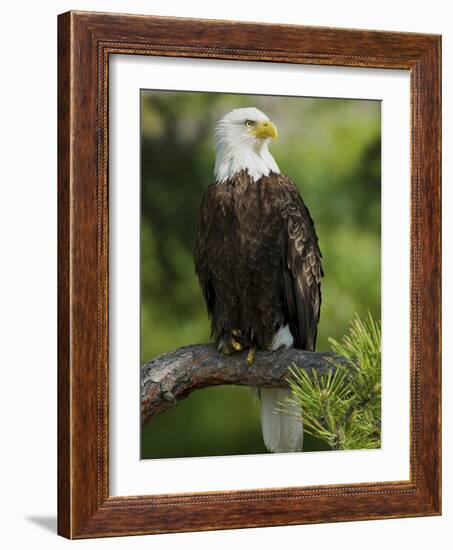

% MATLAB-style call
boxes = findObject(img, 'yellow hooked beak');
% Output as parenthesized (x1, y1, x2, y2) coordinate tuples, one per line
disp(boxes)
(252, 120, 278, 140)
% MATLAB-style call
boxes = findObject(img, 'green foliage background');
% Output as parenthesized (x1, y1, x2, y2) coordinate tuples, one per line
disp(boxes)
(140, 90, 381, 459)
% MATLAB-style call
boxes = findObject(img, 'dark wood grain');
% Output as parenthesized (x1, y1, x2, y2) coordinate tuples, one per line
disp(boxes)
(57, 11, 71, 537)
(57, 10, 441, 539)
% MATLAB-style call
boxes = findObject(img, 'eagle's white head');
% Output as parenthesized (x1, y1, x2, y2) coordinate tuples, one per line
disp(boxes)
(214, 107, 280, 184)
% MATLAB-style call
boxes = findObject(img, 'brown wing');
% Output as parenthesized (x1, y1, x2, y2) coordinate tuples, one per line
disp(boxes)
(279, 175, 323, 351)
(194, 185, 217, 321)
(194, 181, 237, 336)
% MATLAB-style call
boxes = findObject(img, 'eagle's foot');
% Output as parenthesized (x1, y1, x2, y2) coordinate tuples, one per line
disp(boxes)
(246, 346, 256, 365)
(231, 340, 243, 351)
(219, 337, 233, 355)
(230, 329, 245, 351)
(222, 345, 233, 355)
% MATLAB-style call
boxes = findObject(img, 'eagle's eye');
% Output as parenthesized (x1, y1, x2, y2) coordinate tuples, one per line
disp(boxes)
(245, 120, 254, 128)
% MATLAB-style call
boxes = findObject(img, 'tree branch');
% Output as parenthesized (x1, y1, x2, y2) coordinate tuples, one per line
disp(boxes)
(141, 344, 343, 426)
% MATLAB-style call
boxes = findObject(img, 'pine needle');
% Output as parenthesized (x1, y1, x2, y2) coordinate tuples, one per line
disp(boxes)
(284, 312, 381, 450)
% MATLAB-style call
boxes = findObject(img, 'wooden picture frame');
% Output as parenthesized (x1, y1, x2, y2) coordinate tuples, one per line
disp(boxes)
(58, 10, 441, 539)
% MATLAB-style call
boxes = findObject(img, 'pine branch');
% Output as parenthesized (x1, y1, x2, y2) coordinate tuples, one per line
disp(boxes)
(284, 312, 381, 450)
(141, 344, 346, 426)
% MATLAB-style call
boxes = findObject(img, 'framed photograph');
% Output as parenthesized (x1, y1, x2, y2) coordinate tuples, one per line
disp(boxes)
(58, 11, 441, 538)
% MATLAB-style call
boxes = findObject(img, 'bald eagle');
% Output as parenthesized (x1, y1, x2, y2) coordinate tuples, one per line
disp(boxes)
(195, 107, 323, 453)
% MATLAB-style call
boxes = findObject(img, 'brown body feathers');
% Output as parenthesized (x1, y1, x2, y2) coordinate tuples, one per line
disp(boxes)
(195, 171, 323, 352)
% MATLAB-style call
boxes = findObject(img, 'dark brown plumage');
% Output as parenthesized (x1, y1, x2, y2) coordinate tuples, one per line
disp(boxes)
(195, 170, 323, 353)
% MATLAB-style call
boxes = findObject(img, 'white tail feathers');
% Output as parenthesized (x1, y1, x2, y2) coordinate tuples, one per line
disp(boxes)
(259, 388, 303, 453)
(258, 324, 303, 453)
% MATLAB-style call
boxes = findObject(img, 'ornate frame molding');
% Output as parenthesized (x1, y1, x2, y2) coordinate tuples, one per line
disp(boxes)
(58, 11, 441, 538)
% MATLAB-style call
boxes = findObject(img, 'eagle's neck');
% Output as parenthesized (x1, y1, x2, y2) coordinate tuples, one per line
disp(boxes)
(214, 139, 280, 184)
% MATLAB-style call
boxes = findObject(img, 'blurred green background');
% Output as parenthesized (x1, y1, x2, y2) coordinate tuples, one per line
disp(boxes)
(140, 90, 381, 459)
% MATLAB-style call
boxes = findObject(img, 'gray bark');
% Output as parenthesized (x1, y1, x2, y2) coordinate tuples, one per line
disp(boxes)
(141, 344, 343, 426)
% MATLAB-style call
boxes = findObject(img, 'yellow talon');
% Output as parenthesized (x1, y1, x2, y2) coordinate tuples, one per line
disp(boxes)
(231, 339, 243, 351)
(222, 345, 233, 355)
(230, 329, 244, 351)
(247, 346, 256, 365)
